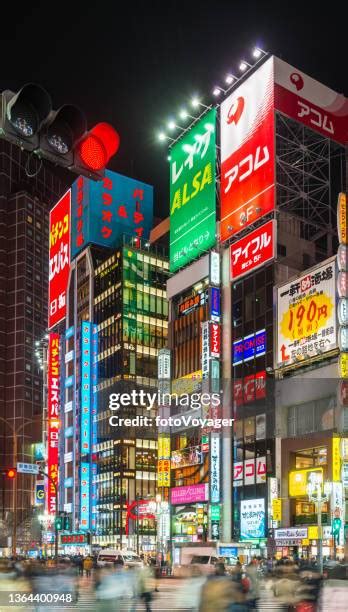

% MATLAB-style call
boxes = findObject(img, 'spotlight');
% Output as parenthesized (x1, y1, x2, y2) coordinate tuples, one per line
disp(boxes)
(225, 74, 234, 85)
(191, 97, 200, 108)
(167, 121, 176, 130)
(252, 47, 262, 59)
(179, 109, 188, 120)
(239, 61, 248, 72)
(158, 132, 166, 142)
(213, 87, 222, 97)
(167, 155, 171, 161)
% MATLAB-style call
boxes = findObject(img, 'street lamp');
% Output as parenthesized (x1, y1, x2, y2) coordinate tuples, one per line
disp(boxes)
(307, 475, 331, 574)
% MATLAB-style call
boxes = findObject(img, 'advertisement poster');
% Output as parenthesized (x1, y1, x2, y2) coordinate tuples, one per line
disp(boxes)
(276, 259, 337, 367)
(48, 190, 71, 329)
(230, 220, 275, 280)
(240, 498, 265, 539)
(71, 170, 153, 259)
(220, 57, 275, 241)
(170, 108, 216, 272)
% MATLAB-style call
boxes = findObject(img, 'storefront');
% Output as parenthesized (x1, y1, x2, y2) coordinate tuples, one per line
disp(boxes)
(171, 484, 209, 544)
(274, 526, 334, 560)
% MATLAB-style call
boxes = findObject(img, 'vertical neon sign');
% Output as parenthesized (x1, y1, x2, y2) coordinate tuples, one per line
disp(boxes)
(47, 333, 60, 514)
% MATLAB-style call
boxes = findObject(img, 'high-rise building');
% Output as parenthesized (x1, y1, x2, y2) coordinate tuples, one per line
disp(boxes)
(0, 140, 65, 551)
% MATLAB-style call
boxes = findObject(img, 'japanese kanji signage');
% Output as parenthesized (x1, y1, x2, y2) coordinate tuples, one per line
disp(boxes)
(48, 190, 71, 329)
(274, 57, 348, 146)
(276, 259, 337, 367)
(47, 333, 60, 515)
(80, 322, 97, 455)
(80, 462, 90, 530)
(71, 170, 153, 259)
(170, 108, 216, 272)
(210, 323, 220, 358)
(210, 435, 220, 503)
(230, 220, 275, 280)
(220, 57, 275, 241)
(158, 434, 171, 488)
(240, 498, 265, 540)
(233, 371, 266, 407)
(234, 457, 266, 487)
(202, 321, 210, 380)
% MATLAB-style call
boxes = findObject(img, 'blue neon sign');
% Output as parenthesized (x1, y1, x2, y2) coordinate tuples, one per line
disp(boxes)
(80, 462, 90, 530)
(233, 329, 266, 366)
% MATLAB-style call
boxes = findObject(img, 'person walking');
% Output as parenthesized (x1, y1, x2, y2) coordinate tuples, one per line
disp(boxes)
(83, 556, 93, 578)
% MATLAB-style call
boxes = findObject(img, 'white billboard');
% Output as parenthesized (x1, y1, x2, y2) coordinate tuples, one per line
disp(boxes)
(276, 258, 337, 368)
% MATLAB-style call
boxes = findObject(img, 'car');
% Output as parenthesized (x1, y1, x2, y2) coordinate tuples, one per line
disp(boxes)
(96, 549, 143, 568)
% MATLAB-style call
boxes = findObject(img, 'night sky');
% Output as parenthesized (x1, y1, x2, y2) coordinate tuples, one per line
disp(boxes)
(1, 1, 346, 217)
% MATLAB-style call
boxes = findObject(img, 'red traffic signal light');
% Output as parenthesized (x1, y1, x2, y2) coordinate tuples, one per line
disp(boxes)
(78, 123, 120, 171)
(6, 468, 16, 479)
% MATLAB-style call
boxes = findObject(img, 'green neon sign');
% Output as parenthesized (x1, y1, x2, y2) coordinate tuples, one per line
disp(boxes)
(169, 108, 216, 273)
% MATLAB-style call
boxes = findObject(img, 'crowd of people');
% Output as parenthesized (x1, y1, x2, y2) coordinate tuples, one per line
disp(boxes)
(0, 553, 347, 610)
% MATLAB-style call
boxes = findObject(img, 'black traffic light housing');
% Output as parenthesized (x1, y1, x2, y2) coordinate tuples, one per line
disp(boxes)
(37, 104, 87, 167)
(0, 83, 119, 181)
(0, 84, 52, 151)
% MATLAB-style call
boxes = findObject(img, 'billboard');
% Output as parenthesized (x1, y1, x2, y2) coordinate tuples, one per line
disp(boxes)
(233, 329, 266, 366)
(171, 446, 203, 469)
(230, 220, 275, 280)
(48, 190, 71, 329)
(47, 333, 60, 515)
(170, 483, 209, 505)
(169, 108, 216, 272)
(71, 170, 153, 259)
(274, 57, 348, 145)
(288, 468, 323, 497)
(276, 259, 337, 367)
(220, 57, 275, 241)
(240, 498, 265, 540)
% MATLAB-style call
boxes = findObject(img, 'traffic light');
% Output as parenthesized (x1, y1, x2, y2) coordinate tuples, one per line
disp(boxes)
(63, 514, 70, 531)
(0, 83, 120, 180)
(71, 122, 120, 179)
(54, 516, 63, 531)
(5, 468, 17, 479)
(0, 84, 51, 150)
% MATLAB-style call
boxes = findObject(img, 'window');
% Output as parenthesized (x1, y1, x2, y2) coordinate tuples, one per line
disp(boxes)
(277, 243, 287, 257)
(27, 215, 33, 224)
(27, 227, 33, 238)
(25, 363, 32, 372)
(35, 221, 42, 230)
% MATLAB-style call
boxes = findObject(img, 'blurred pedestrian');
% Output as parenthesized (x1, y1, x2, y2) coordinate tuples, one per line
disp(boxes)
(83, 555, 93, 578)
(199, 563, 247, 612)
(137, 564, 156, 612)
(244, 559, 260, 610)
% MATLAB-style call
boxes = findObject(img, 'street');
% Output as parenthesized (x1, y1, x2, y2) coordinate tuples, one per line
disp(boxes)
(16, 575, 282, 611)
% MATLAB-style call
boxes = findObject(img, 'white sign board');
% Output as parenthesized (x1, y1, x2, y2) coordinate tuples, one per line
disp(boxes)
(17, 462, 39, 475)
(276, 259, 337, 367)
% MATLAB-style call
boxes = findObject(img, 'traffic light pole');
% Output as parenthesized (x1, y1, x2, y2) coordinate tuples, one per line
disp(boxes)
(39, 470, 58, 564)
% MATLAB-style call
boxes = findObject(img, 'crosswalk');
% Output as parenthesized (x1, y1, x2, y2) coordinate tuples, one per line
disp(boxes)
(17, 576, 285, 611)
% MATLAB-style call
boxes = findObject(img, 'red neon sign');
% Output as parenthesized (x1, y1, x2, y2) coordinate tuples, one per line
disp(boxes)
(48, 190, 71, 328)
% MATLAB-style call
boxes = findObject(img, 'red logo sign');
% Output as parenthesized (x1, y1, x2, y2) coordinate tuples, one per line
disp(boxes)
(230, 220, 275, 280)
(47, 333, 60, 515)
(210, 323, 220, 358)
(48, 190, 71, 329)
(227, 96, 245, 125)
